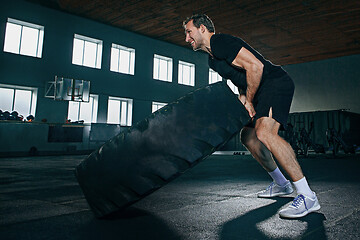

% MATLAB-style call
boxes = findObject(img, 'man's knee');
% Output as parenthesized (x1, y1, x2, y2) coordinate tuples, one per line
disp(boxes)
(255, 127, 269, 145)
(255, 117, 279, 145)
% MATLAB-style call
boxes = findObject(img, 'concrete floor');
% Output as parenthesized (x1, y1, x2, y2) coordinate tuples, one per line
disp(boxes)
(0, 153, 359, 240)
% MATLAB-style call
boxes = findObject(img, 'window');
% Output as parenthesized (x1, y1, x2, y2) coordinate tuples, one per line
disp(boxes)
(227, 80, 239, 95)
(3, 18, 44, 58)
(178, 61, 195, 86)
(153, 54, 172, 82)
(152, 102, 167, 113)
(67, 95, 98, 123)
(0, 84, 37, 117)
(209, 69, 222, 84)
(107, 97, 133, 126)
(72, 34, 102, 69)
(110, 44, 135, 75)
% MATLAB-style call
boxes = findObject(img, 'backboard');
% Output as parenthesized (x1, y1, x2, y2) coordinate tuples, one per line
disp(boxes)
(45, 76, 90, 102)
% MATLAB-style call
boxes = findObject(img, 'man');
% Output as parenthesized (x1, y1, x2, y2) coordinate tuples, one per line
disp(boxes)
(183, 14, 320, 218)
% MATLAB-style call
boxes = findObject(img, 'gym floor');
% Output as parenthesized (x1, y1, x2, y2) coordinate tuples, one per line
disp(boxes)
(0, 152, 359, 240)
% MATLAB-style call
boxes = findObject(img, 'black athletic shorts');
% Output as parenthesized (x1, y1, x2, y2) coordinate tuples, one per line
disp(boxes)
(247, 73, 295, 130)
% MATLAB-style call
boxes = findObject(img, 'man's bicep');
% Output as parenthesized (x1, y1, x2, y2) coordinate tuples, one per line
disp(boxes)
(231, 47, 263, 71)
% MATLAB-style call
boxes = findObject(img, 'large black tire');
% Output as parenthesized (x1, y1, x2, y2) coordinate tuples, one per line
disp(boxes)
(75, 82, 251, 218)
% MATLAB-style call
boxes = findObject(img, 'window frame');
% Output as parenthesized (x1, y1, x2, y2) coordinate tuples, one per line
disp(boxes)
(110, 43, 135, 75)
(3, 18, 44, 58)
(72, 34, 103, 69)
(152, 101, 167, 113)
(0, 84, 37, 117)
(209, 68, 223, 84)
(178, 60, 195, 86)
(226, 80, 239, 95)
(67, 94, 98, 123)
(107, 96, 133, 126)
(153, 54, 173, 82)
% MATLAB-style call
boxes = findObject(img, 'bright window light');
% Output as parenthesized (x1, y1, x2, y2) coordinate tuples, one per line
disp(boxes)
(110, 44, 135, 75)
(3, 18, 44, 58)
(72, 38, 84, 66)
(227, 80, 239, 95)
(68, 101, 80, 122)
(152, 102, 167, 113)
(107, 97, 133, 126)
(67, 95, 98, 123)
(0, 84, 37, 117)
(107, 99, 120, 124)
(83, 41, 97, 68)
(153, 54, 172, 82)
(0, 88, 14, 111)
(72, 34, 102, 69)
(178, 61, 195, 86)
(13, 89, 32, 116)
(209, 69, 222, 84)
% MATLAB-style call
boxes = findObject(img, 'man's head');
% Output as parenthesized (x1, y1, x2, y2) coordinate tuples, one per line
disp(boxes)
(183, 14, 215, 51)
(183, 14, 215, 33)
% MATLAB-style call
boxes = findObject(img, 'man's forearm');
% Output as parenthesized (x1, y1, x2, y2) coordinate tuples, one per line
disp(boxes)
(245, 66, 263, 103)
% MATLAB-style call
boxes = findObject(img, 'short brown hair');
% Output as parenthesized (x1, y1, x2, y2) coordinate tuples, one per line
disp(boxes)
(183, 14, 215, 33)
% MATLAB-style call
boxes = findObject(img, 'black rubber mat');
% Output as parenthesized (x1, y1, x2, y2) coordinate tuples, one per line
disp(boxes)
(75, 81, 250, 218)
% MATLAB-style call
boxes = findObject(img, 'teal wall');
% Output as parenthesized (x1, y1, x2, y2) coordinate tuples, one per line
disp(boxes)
(284, 54, 360, 114)
(0, 0, 209, 124)
(1, 0, 359, 125)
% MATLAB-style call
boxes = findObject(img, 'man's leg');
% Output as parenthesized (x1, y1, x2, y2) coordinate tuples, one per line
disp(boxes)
(240, 127, 277, 172)
(254, 117, 304, 182)
(240, 126, 293, 197)
(254, 115, 321, 218)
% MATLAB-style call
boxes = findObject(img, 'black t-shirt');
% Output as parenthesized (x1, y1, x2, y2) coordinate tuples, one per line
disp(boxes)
(208, 33, 286, 91)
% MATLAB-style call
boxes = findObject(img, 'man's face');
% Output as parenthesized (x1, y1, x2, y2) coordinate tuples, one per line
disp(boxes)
(184, 20, 202, 51)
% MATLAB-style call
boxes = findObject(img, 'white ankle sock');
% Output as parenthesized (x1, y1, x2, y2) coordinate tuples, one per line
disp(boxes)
(293, 177, 315, 198)
(268, 167, 288, 186)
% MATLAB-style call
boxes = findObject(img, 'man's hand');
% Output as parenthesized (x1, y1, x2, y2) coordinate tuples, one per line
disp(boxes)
(238, 94, 256, 118)
(244, 100, 256, 118)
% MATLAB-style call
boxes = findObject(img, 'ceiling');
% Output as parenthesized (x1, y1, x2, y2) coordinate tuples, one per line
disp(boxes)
(28, 0, 360, 65)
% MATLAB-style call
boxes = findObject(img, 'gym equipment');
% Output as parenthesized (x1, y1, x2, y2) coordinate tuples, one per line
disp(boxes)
(326, 128, 355, 155)
(10, 111, 18, 117)
(26, 115, 34, 122)
(75, 82, 250, 218)
(3, 111, 10, 120)
(9, 111, 19, 121)
(45, 76, 90, 102)
(287, 110, 360, 155)
(298, 122, 325, 156)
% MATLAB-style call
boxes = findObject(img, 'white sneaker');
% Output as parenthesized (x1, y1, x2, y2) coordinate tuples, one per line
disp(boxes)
(279, 192, 321, 218)
(257, 181, 294, 198)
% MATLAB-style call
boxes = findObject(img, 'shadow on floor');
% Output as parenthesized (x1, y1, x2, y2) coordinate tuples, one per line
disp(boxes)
(0, 208, 182, 240)
(220, 197, 326, 240)
(77, 207, 182, 240)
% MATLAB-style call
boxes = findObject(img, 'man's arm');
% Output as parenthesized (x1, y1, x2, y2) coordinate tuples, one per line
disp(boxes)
(231, 47, 264, 117)
(238, 88, 246, 105)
